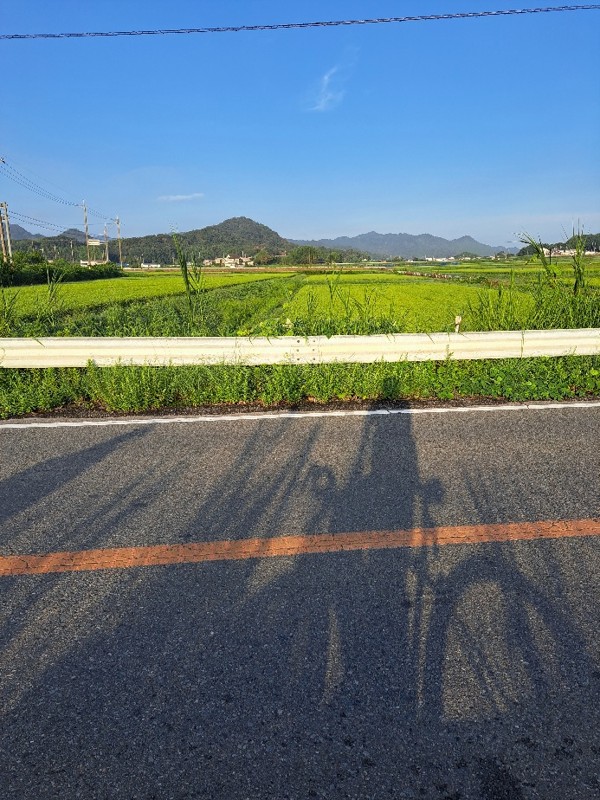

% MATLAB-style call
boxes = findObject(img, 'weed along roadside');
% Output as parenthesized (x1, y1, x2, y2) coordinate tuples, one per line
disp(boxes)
(1, 355, 600, 418)
(1, 244, 600, 417)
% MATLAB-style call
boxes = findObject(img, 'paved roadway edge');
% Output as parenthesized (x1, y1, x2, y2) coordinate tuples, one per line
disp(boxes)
(1, 400, 600, 430)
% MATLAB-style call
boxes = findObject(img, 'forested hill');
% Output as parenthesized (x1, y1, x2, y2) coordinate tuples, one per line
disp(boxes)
(122, 217, 290, 263)
(11, 217, 290, 264)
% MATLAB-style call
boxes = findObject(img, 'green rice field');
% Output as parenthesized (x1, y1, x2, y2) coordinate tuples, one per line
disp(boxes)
(7, 271, 285, 319)
(3, 265, 599, 338)
(395, 257, 600, 287)
(287, 274, 529, 332)
(2, 265, 598, 415)
(1, 270, 522, 337)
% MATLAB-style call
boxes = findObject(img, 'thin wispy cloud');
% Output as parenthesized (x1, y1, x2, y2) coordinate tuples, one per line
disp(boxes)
(310, 65, 345, 112)
(157, 192, 204, 203)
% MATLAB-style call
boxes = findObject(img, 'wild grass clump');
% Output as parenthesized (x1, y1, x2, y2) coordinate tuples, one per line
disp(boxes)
(175, 236, 211, 330)
(470, 277, 599, 332)
(469, 229, 599, 331)
(0, 285, 20, 336)
(527, 280, 600, 329)
(1, 264, 69, 334)
(467, 276, 529, 331)
(279, 290, 406, 336)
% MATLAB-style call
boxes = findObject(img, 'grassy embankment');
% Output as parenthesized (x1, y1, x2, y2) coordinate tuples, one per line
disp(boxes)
(1, 265, 599, 416)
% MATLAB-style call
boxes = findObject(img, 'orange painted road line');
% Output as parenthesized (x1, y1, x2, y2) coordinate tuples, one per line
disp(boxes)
(1, 518, 598, 578)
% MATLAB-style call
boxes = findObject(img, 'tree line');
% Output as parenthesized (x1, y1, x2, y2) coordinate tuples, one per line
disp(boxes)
(518, 232, 600, 256)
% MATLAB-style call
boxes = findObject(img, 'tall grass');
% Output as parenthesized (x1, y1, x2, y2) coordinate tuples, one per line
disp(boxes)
(174, 235, 211, 331)
(0, 285, 20, 336)
(467, 275, 527, 331)
(569, 228, 588, 296)
(469, 229, 599, 331)
(0, 258, 20, 335)
(286, 286, 406, 336)
(3, 275, 305, 338)
(519, 232, 559, 281)
(41, 265, 66, 329)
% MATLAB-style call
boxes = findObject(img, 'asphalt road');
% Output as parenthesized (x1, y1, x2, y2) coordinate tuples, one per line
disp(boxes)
(1, 404, 599, 799)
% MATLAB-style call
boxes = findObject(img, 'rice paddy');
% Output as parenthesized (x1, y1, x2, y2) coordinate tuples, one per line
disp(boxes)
(4, 259, 599, 337)
(6, 271, 285, 319)
(1, 263, 598, 416)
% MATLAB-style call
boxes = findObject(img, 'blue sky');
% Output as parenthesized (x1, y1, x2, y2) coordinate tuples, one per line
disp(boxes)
(2, 1, 599, 245)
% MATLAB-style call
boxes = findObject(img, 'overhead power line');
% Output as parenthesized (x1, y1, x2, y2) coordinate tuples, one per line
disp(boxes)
(1, 5, 599, 40)
(87, 206, 114, 220)
(10, 211, 105, 234)
(2, 155, 76, 196)
(0, 158, 115, 221)
(11, 211, 75, 232)
(0, 161, 80, 206)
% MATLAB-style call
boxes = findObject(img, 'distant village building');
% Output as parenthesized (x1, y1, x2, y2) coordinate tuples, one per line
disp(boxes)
(203, 254, 254, 267)
(543, 247, 598, 257)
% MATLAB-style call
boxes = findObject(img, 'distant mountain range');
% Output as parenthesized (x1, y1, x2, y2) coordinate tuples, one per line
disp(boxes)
(291, 232, 518, 258)
(10, 225, 88, 243)
(10, 217, 518, 262)
(10, 224, 45, 241)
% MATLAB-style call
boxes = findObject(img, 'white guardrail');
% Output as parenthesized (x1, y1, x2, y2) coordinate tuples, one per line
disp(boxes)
(1, 330, 600, 368)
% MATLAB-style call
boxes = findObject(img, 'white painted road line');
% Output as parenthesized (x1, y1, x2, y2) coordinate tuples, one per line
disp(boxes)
(1, 400, 599, 429)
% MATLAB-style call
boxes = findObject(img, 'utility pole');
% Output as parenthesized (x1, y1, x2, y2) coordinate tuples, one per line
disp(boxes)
(0, 158, 6, 260)
(82, 201, 90, 266)
(0, 208, 6, 262)
(104, 224, 109, 263)
(115, 216, 123, 267)
(0, 202, 13, 262)
(4, 202, 13, 261)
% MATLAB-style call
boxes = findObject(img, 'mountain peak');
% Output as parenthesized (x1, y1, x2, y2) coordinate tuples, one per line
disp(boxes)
(290, 230, 516, 258)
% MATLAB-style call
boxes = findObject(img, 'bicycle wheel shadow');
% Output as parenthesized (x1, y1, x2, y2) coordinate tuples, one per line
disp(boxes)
(159, 406, 598, 798)
(1, 407, 598, 799)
